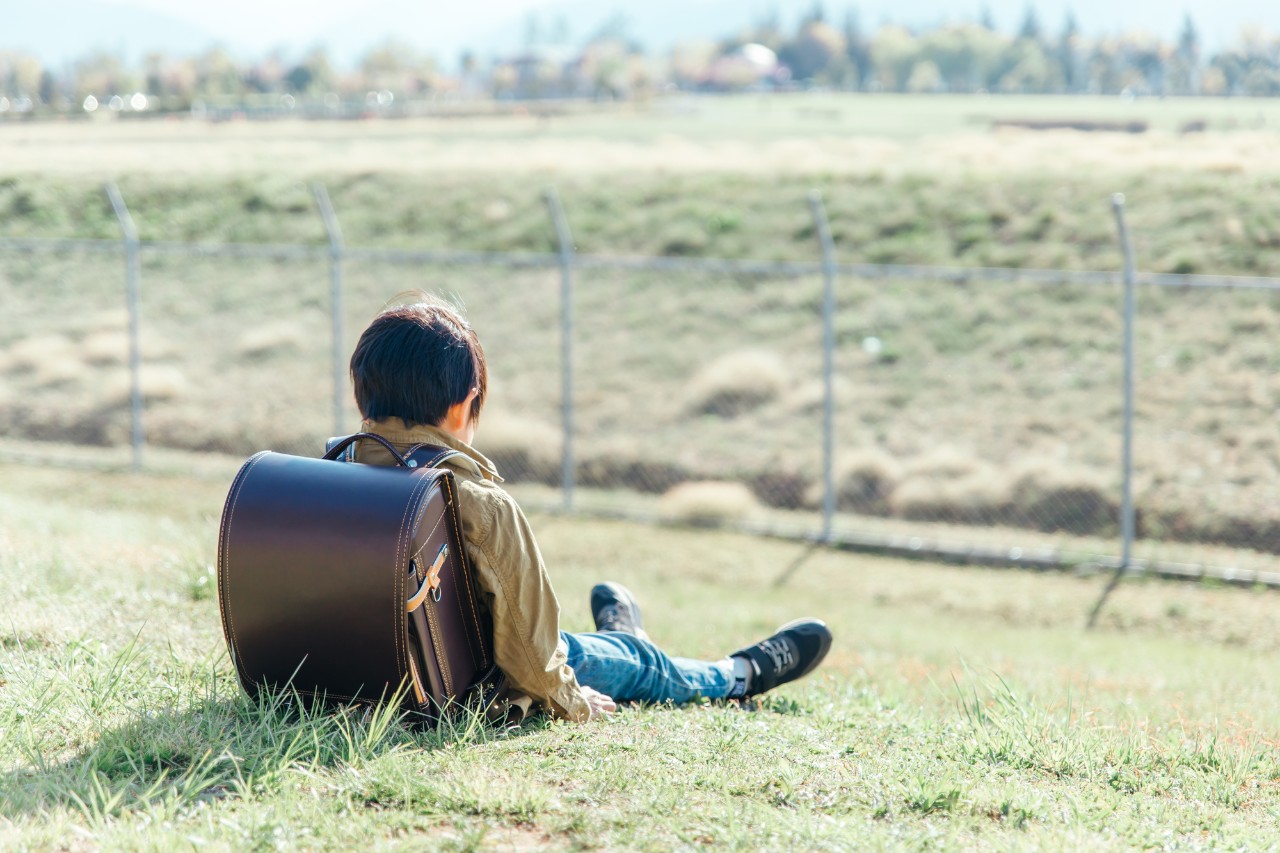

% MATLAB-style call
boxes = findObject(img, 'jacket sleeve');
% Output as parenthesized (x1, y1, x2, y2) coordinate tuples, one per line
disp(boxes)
(472, 489, 590, 722)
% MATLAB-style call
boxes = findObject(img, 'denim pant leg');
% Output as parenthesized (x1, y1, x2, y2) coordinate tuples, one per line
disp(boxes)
(562, 631, 734, 704)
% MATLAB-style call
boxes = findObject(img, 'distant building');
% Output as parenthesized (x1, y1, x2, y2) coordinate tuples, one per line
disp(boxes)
(494, 45, 579, 100)
(708, 43, 781, 90)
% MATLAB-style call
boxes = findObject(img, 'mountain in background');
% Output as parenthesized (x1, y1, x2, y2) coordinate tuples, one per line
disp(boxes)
(3, 0, 222, 67)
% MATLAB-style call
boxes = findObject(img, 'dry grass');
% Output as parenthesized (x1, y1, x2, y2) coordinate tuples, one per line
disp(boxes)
(472, 412, 561, 486)
(685, 349, 789, 417)
(1, 113, 1279, 177)
(1, 103, 1278, 565)
(886, 457, 1119, 536)
(1, 333, 79, 384)
(100, 364, 188, 403)
(80, 329, 129, 365)
(3, 256, 1277, 562)
(1007, 462, 1115, 534)
(660, 480, 760, 525)
(825, 448, 903, 514)
(234, 320, 307, 359)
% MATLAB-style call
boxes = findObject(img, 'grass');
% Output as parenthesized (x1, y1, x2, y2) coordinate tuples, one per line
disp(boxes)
(2, 234, 1277, 566)
(0, 94, 1278, 563)
(4, 94, 1280, 175)
(4, 459, 1280, 848)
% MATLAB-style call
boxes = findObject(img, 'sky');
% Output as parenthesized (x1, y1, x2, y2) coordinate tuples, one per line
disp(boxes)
(16, 0, 1280, 69)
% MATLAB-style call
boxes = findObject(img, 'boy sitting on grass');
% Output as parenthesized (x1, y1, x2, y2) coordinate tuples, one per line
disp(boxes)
(347, 294, 833, 722)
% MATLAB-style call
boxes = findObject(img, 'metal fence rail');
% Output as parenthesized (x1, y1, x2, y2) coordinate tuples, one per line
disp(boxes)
(3, 183, 1279, 599)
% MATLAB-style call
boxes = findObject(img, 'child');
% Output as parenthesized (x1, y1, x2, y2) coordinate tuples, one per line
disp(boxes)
(347, 294, 832, 721)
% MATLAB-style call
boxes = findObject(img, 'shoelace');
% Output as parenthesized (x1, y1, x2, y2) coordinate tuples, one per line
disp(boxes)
(596, 604, 625, 630)
(759, 637, 794, 673)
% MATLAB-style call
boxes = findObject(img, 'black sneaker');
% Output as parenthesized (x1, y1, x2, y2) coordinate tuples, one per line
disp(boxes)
(590, 582, 650, 641)
(731, 618, 832, 697)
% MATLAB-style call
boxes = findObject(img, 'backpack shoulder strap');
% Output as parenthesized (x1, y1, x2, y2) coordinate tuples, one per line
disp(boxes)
(325, 435, 463, 470)
(324, 434, 357, 462)
(405, 444, 464, 471)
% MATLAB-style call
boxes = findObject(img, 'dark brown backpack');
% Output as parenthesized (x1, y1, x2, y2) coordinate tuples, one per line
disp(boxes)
(216, 432, 503, 722)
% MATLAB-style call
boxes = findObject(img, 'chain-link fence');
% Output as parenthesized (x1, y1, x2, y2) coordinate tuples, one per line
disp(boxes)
(1, 184, 1278, 586)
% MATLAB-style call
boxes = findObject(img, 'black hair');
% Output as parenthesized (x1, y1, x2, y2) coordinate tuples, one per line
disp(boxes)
(350, 296, 487, 427)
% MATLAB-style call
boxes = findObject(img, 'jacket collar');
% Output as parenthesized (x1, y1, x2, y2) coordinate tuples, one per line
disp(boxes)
(360, 418, 504, 482)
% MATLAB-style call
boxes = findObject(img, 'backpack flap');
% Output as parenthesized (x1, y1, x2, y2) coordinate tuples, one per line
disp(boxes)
(218, 451, 441, 710)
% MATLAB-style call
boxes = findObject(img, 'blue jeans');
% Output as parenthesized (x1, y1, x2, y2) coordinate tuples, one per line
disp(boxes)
(562, 631, 734, 704)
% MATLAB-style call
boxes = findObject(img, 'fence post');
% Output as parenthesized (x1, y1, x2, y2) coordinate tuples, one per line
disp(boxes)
(312, 183, 346, 438)
(807, 190, 838, 542)
(1114, 194, 1137, 573)
(105, 182, 143, 471)
(1088, 193, 1138, 628)
(544, 188, 575, 512)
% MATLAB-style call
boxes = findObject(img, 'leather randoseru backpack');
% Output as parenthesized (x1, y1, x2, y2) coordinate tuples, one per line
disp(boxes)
(216, 432, 503, 722)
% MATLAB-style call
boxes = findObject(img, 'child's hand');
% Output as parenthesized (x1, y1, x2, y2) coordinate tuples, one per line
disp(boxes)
(581, 686, 617, 720)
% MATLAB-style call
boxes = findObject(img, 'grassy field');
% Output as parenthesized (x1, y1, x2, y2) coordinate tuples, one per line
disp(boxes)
(1, 92, 1278, 562)
(2, 173, 1278, 566)
(3, 94, 1280, 175)
(3, 458, 1280, 849)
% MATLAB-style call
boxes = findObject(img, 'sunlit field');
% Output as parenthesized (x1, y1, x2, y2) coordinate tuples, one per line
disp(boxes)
(1, 93, 1280, 176)
(3, 93, 1280, 848)
(3, 103, 1278, 567)
(3, 458, 1280, 848)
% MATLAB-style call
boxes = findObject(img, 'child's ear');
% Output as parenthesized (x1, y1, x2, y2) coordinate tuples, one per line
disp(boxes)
(442, 388, 480, 432)
(442, 399, 469, 432)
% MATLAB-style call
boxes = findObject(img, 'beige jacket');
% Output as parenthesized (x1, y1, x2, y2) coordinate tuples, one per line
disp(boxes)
(354, 418, 590, 722)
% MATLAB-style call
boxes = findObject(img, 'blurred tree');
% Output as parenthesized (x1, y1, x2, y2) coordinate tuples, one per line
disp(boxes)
(843, 9, 873, 89)
(1057, 12, 1081, 92)
(918, 23, 1006, 92)
(1086, 39, 1125, 93)
(670, 40, 718, 88)
(1017, 5, 1042, 42)
(248, 53, 287, 94)
(869, 26, 918, 90)
(144, 52, 166, 95)
(3, 53, 43, 97)
(906, 59, 943, 92)
(592, 12, 632, 44)
(1127, 33, 1170, 95)
(1200, 65, 1227, 95)
(1243, 64, 1280, 95)
(1167, 15, 1201, 94)
(778, 19, 847, 82)
(283, 48, 334, 96)
(744, 5, 785, 50)
(15, 10, 1280, 112)
(38, 70, 58, 104)
(802, 1, 826, 26)
(362, 40, 437, 95)
(72, 52, 135, 99)
(580, 38, 631, 98)
(1178, 14, 1201, 65)
(1230, 28, 1280, 95)
(200, 48, 246, 97)
(999, 39, 1058, 92)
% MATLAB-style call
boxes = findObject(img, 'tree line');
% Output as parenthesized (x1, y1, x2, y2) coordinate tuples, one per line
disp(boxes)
(1, 7, 1279, 115)
(734, 7, 1279, 96)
